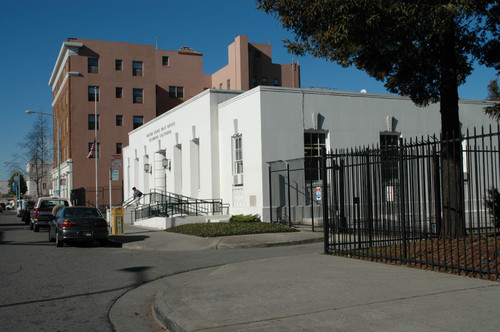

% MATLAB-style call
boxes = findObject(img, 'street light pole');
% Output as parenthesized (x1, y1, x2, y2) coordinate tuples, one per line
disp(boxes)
(26, 110, 61, 197)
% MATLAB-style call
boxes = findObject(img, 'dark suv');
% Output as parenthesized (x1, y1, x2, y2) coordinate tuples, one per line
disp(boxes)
(31, 197, 72, 232)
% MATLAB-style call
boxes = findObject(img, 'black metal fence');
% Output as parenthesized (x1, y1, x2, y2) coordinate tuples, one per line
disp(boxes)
(268, 125, 500, 280)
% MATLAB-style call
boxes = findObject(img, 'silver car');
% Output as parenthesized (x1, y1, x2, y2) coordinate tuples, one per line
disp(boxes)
(48, 206, 108, 247)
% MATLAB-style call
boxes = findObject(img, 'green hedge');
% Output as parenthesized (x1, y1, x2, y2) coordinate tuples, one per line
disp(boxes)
(229, 214, 261, 223)
(166, 221, 298, 237)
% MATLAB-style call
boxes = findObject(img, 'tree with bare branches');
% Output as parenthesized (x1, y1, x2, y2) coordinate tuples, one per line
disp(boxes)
(22, 115, 53, 198)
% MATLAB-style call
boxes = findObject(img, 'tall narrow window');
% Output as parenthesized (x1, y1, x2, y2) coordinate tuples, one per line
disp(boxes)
(88, 86, 99, 102)
(232, 134, 243, 186)
(88, 114, 99, 130)
(116, 87, 122, 98)
(115, 59, 122, 70)
(88, 58, 98, 73)
(133, 116, 143, 129)
(116, 115, 123, 126)
(132, 61, 143, 76)
(227, 79, 230, 90)
(116, 143, 123, 154)
(162, 56, 169, 66)
(304, 132, 326, 182)
(133, 88, 143, 103)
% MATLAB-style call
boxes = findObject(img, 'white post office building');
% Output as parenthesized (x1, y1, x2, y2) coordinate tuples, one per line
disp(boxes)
(123, 86, 496, 228)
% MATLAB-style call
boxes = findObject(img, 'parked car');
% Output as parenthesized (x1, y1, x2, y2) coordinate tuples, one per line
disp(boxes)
(21, 200, 36, 224)
(48, 206, 108, 247)
(30, 197, 72, 232)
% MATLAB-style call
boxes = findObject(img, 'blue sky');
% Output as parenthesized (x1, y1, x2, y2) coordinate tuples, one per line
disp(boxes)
(0, 0, 498, 180)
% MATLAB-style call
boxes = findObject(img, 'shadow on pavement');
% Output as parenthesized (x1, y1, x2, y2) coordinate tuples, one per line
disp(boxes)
(108, 235, 150, 247)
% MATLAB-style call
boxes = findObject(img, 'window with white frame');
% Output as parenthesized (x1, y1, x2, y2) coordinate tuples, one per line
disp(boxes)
(304, 131, 326, 182)
(232, 134, 243, 185)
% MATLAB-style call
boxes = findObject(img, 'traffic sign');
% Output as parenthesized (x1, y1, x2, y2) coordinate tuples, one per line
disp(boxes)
(111, 170, 119, 181)
(315, 187, 322, 200)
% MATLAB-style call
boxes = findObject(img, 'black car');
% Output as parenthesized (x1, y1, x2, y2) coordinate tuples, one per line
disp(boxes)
(48, 206, 109, 247)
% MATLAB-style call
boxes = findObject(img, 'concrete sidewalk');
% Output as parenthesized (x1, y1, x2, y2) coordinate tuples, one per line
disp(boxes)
(109, 225, 500, 331)
(108, 223, 324, 251)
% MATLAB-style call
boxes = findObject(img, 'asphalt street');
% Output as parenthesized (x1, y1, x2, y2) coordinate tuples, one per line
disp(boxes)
(0, 210, 323, 331)
(3, 209, 500, 331)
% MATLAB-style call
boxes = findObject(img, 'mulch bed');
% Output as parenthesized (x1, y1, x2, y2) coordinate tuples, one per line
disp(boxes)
(337, 235, 500, 281)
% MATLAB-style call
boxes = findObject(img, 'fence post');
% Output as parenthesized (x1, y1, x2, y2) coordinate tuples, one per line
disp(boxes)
(269, 165, 273, 223)
(339, 159, 346, 231)
(365, 153, 374, 246)
(322, 147, 329, 253)
(287, 162, 292, 227)
(310, 180, 315, 232)
(432, 147, 442, 236)
(399, 138, 408, 262)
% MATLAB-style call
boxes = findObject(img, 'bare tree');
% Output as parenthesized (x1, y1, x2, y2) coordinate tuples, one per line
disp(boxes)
(22, 115, 53, 198)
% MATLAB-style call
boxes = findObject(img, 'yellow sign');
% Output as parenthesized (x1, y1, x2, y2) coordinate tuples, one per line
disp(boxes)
(111, 206, 124, 235)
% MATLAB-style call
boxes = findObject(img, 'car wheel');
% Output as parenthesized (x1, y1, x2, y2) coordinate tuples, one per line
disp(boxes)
(34, 224, 39, 232)
(56, 233, 63, 247)
(98, 239, 107, 247)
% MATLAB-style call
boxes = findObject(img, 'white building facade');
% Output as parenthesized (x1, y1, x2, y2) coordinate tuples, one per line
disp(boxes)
(26, 161, 53, 199)
(123, 86, 497, 226)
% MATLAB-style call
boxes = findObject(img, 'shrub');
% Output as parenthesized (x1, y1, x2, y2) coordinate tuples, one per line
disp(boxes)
(166, 221, 298, 237)
(229, 214, 261, 223)
(485, 188, 500, 227)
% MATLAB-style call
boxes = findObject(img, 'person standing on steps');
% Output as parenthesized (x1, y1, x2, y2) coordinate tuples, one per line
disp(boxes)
(132, 187, 143, 207)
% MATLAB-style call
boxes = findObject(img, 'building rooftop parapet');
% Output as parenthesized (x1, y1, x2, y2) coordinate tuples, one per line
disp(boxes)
(178, 46, 202, 56)
(48, 41, 83, 87)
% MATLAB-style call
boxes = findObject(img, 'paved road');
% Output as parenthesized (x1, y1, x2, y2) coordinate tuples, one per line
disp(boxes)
(0, 210, 323, 331)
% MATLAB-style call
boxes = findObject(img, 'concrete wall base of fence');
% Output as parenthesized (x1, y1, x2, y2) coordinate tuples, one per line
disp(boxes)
(298, 218, 324, 227)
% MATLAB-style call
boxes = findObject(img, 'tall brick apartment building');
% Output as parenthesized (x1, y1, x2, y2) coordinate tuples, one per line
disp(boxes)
(48, 35, 300, 207)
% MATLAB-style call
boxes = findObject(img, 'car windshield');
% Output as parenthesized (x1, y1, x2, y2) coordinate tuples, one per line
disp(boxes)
(40, 200, 69, 208)
(64, 208, 102, 218)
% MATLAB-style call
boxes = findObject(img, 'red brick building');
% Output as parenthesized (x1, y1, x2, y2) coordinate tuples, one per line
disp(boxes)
(48, 35, 300, 207)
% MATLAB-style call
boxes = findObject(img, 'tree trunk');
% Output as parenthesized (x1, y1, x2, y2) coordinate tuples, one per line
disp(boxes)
(438, 21, 466, 238)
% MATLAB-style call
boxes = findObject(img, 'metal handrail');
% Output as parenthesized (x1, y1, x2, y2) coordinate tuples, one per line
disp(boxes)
(130, 190, 229, 221)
